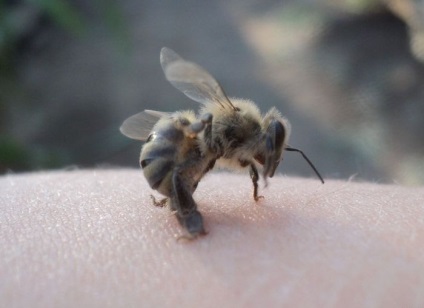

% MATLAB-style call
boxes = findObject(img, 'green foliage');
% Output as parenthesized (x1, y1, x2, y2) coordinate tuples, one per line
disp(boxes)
(0, 136, 31, 172)
(0, 0, 128, 77)
(95, 0, 130, 47)
(0, 0, 129, 172)
(26, 0, 86, 35)
(0, 136, 73, 173)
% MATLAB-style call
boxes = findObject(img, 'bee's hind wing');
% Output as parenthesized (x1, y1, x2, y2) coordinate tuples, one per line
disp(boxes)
(120, 110, 169, 141)
(160, 47, 236, 111)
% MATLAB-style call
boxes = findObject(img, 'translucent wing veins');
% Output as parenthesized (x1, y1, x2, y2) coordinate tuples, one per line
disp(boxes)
(160, 47, 236, 111)
(120, 110, 168, 141)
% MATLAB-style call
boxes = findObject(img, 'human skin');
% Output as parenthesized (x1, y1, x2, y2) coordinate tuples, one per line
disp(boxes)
(1, 169, 424, 307)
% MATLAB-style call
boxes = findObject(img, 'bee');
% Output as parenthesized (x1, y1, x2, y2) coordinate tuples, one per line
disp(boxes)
(120, 47, 324, 239)
(120, 108, 215, 237)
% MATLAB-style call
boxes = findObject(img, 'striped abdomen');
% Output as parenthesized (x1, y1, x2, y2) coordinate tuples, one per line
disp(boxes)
(139, 117, 191, 196)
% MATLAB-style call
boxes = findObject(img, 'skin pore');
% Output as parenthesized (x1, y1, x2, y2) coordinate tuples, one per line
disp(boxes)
(1, 169, 424, 307)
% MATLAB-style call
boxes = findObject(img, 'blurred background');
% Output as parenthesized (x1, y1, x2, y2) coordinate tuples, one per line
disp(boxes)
(1, 0, 424, 185)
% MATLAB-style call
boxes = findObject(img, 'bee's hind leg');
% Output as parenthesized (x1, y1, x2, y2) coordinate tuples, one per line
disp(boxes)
(150, 195, 168, 207)
(171, 168, 207, 239)
(184, 113, 213, 138)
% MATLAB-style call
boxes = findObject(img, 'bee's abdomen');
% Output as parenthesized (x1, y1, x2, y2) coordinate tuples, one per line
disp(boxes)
(142, 157, 174, 191)
(140, 139, 176, 190)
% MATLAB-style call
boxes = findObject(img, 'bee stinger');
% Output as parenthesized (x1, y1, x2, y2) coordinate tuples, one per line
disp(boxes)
(120, 47, 324, 239)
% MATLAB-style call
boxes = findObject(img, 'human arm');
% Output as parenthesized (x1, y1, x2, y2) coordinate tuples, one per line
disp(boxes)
(1, 169, 423, 307)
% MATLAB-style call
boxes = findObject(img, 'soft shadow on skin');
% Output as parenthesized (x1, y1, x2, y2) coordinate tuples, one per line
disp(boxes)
(152, 171, 297, 240)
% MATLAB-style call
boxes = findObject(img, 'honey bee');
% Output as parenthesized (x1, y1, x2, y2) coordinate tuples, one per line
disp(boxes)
(120, 47, 324, 239)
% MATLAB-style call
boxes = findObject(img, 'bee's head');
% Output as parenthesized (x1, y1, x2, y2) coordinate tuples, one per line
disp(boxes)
(254, 108, 291, 179)
(254, 107, 325, 184)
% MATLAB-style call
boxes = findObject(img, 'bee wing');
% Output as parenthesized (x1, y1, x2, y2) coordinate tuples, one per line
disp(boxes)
(160, 47, 236, 111)
(120, 110, 169, 141)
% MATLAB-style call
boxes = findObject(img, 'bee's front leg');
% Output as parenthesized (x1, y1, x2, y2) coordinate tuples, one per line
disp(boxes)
(250, 164, 264, 201)
(171, 168, 207, 238)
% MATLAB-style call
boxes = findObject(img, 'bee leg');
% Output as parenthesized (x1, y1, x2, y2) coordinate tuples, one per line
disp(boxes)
(250, 164, 264, 201)
(185, 113, 213, 138)
(171, 168, 207, 238)
(150, 195, 168, 207)
(202, 114, 223, 156)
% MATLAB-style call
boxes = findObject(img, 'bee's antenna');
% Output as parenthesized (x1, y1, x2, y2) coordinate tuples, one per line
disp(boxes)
(285, 147, 325, 184)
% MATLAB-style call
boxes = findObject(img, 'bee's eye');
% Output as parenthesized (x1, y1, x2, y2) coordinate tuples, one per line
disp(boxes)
(273, 121, 286, 151)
